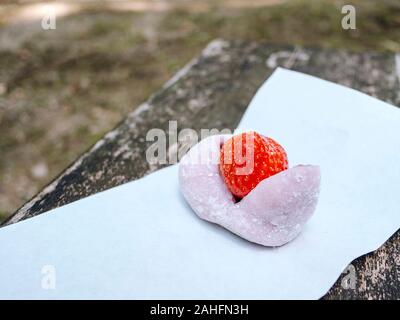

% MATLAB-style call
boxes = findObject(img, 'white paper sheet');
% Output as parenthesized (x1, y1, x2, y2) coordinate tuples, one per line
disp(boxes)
(1, 68, 399, 299)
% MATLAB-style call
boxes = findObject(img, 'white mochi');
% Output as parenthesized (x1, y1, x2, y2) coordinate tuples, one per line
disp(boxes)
(179, 134, 321, 247)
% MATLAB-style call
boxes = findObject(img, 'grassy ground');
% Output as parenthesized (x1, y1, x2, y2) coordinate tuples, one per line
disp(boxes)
(0, 0, 399, 221)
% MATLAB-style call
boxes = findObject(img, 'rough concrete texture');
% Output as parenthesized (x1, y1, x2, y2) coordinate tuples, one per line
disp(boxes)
(2, 39, 400, 299)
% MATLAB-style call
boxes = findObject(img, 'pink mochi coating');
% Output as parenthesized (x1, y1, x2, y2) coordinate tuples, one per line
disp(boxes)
(179, 134, 321, 247)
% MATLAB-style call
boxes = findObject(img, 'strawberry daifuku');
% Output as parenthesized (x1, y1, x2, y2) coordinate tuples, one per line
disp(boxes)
(179, 134, 321, 247)
(220, 131, 288, 198)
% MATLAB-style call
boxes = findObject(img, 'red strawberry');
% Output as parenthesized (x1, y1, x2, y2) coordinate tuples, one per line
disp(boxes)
(219, 131, 288, 198)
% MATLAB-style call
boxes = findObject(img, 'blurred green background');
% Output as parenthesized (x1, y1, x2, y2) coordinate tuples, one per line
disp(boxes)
(0, 0, 399, 222)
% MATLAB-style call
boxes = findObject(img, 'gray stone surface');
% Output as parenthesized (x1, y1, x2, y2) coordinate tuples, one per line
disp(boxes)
(2, 39, 400, 299)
